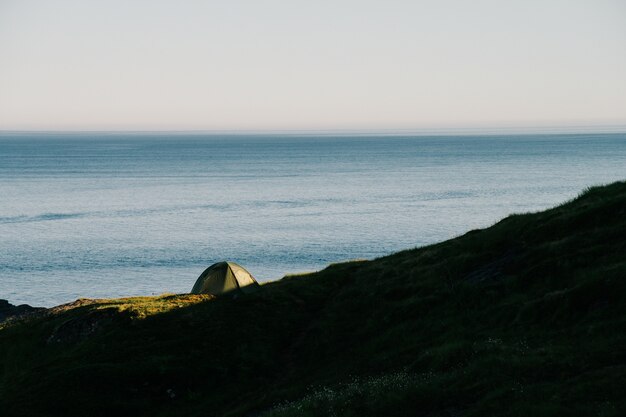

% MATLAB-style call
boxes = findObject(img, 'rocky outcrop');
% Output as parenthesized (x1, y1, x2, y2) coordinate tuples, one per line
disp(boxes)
(46, 307, 132, 344)
(0, 299, 45, 323)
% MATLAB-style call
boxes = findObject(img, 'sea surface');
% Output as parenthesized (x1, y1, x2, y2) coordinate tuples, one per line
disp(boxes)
(1, 132, 625, 307)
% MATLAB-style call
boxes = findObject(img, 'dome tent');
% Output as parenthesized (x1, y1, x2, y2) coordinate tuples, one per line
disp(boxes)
(191, 261, 260, 295)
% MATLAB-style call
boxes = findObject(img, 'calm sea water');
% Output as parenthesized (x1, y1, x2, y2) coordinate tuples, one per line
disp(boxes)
(1, 132, 625, 307)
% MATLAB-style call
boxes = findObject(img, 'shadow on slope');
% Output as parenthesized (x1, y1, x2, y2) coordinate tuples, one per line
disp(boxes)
(0, 182, 624, 417)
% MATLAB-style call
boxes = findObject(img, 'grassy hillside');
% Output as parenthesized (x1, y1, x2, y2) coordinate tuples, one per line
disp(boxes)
(1, 182, 625, 417)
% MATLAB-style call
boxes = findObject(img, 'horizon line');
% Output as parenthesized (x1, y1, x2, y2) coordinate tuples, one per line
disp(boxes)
(1, 124, 626, 137)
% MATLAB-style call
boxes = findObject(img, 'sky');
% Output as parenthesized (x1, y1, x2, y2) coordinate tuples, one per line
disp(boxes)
(0, 0, 625, 131)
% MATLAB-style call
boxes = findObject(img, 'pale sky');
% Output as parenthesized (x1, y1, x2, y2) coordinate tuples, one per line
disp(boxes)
(1, 0, 625, 131)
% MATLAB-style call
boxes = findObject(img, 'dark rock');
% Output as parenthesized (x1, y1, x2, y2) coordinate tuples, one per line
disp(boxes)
(47, 308, 132, 344)
(0, 299, 46, 323)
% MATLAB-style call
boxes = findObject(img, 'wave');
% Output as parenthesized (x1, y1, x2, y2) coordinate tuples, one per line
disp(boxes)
(0, 212, 86, 224)
(0, 197, 349, 225)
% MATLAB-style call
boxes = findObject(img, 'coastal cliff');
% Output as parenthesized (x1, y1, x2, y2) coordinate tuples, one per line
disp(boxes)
(0, 181, 624, 417)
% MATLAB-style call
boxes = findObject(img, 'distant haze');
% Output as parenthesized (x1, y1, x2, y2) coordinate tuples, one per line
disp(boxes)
(1, 0, 625, 131)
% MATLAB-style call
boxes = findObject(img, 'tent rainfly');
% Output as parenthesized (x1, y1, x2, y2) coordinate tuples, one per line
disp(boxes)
(191, 261, 259, 295)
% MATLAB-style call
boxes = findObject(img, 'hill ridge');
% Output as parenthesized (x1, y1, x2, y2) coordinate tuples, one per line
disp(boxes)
(1, 181, 625, 417)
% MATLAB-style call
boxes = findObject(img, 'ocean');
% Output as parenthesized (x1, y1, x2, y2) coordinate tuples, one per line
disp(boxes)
(1, 132, 625, 307)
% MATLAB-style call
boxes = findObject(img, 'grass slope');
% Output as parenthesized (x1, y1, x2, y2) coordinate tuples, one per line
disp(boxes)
(1, 182, 625, 417)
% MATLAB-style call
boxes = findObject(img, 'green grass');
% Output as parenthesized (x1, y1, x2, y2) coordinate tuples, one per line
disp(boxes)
(1, 181, 625, 416)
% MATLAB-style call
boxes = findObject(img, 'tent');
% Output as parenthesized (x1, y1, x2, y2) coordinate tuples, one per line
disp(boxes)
(191, 261, 260, 295)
